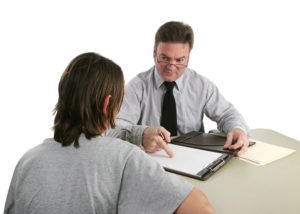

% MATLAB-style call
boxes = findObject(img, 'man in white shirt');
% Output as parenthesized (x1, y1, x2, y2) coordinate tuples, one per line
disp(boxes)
(110, 21, 250, 157)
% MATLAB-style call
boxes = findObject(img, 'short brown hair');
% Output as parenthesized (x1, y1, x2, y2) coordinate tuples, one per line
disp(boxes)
(154, 21, 194, 50)
(53, 52, 124, 147)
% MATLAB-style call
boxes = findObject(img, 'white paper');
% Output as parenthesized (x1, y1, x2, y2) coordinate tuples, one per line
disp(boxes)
(148, 144, 223, 174)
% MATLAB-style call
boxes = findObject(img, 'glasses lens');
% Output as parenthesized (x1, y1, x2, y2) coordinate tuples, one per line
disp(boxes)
(157, 56, 187, 68)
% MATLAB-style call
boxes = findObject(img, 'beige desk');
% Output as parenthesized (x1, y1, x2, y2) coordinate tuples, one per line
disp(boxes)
(178, 129, 300, 214)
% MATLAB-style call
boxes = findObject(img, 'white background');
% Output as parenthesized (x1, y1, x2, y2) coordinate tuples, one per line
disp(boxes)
(0, 0, 299, 208)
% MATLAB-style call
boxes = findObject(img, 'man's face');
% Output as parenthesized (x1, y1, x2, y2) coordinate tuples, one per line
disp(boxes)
(154, 42, 190, 82)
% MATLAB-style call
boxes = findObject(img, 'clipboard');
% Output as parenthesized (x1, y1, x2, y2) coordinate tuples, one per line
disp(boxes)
(171, 131, 255, 154)
(150, 131, 255, 180)
(149, 143, 233, 181)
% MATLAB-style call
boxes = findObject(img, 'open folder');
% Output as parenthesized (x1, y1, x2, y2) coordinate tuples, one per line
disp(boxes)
(149, 131, 237, 180)
(171, 131, 255, 153)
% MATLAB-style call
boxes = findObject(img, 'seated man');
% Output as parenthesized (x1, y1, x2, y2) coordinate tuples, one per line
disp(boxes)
(110, 21, 250, 157)
(4, 52, 214, 214)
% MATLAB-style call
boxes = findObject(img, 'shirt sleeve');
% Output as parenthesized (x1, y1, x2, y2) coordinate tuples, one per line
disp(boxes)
(107, 77, 148, 148)
(106, 125, 147, 150)
(118, 149, 193, 214)
(4, 160, 22, 214)
(204, 78, 250, 135)
(118, 77, 144, 126)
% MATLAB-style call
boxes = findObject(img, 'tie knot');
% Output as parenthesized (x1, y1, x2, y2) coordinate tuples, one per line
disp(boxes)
(163, 81, 176, 91)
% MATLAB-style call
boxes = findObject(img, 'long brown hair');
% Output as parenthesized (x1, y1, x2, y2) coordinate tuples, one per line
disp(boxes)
(53, 52, 124, 147)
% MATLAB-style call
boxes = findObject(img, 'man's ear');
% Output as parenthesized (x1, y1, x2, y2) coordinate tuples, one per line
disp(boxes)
(103, 95, 112, 115)
(153, 47, 157, 58)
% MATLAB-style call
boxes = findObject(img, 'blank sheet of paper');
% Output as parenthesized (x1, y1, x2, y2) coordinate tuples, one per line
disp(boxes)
(149, 144, 223, 174)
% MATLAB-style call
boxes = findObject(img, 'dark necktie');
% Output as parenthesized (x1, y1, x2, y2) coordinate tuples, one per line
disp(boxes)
(161, 81, 177, 136)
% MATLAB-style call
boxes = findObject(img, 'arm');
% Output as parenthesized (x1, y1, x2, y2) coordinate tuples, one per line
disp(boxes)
(106, 125, 147, 150)
(175, 188, 215, 214)
(116, 80, 143, 127)
(203, 80, 249, 153)
(203, 78, 249, 135)
(118, 148, 214, 213)
(107, 78, 146, 147)
(111, 76, 173, 156)
(107, 125, 174, 157)
(4, 161, 21, 214)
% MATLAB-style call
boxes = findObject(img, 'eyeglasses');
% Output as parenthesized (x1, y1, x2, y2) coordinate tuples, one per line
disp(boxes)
(156, 55, 188, 68)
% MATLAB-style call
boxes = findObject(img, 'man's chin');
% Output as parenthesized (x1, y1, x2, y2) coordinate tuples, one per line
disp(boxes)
(162, 74, 177, 82)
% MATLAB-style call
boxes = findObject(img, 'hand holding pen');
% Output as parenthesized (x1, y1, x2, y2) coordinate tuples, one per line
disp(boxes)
(142, 126, 174, 158)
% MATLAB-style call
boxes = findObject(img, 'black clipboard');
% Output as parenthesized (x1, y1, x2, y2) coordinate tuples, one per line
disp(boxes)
(162, 149, 232, 181)
(159, 131, 255, 180)
(149, 141, 234, 181)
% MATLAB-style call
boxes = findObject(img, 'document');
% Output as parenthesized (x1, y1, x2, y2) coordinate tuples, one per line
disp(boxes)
(239, 139, 296, 165)
(149, 144, 231, 180)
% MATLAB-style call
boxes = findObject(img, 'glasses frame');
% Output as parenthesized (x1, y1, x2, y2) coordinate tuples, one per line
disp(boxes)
(156, 54, 189, 69)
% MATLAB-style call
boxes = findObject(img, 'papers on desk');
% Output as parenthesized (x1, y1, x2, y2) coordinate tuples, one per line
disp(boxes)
(148, 144, 231, 180)
(239, 139, 296, 166)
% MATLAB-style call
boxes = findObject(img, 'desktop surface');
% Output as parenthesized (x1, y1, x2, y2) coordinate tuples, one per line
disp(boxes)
(178, 129, 300, 214)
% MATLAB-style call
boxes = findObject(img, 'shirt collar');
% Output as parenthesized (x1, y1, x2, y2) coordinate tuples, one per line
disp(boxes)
(154, 66, 186, 91)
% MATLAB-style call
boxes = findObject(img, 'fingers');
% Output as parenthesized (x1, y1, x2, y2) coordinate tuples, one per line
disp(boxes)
(159, 127, 171, 143)
(236, 145, 247, 156)
(144, 138, 173, 157)
(236, 138, 249, 156)
(223, 132, 233, 149)
(224, 129, 250, 156)
(142, 126, 173, 158)
(144, 142, 160, 153)
(156, 127, 173, 157)
(157, 136, 174, 158)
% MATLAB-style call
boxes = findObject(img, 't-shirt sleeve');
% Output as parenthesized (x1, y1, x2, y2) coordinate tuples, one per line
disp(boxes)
(4, 160, 22, 213)
(117, 148, 193, 213)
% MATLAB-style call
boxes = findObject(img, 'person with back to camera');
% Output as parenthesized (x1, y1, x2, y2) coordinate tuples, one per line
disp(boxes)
(109, 21, 250, 157)
(4, 52, 214, 214)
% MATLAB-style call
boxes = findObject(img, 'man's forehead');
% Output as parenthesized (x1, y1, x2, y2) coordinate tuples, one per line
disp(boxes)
(156, 42, 190, 57)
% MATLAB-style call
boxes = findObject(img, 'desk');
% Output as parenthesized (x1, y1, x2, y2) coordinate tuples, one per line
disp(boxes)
(178, 129, 300, 214)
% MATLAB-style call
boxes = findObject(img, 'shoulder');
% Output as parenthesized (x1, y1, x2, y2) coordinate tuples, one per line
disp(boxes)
(21, 139, 54, 159)
(82, 136, 141, 160)
(101, 137, 139, 153)
(185, 68, 215, 85)
(126, 67, 154, 88)
(181, 68, 218, 94)
(17, 137, 140, 168)
(13, 140, 54, 171)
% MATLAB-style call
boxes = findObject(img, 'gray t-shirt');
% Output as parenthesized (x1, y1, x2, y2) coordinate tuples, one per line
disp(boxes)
(4, 134, 193, 214)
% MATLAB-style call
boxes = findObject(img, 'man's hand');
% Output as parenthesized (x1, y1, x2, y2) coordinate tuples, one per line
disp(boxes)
(142, 126, 174, 157)
(223, 128, 249, 156)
